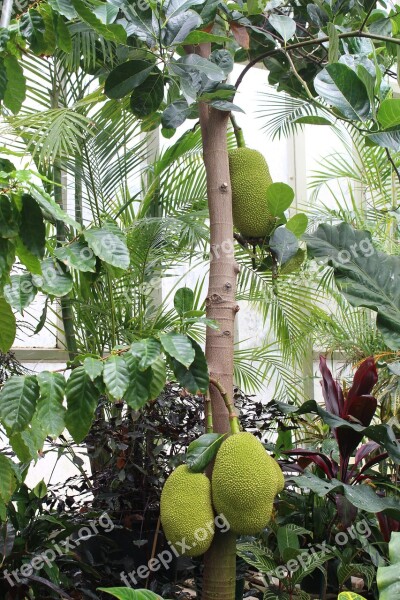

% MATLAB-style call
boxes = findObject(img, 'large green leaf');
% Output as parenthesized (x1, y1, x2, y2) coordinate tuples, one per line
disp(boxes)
(174, 287, 194, 316)
(30, 187, 81, 230)
(148, 356, 166, 399)
(33, 258, 73, 296)
(0, 298, 16, 352)
(377, 532, 400, 600)
(0, 375, 39, 432)
(36, 372, 66, 438)
(130, 338, 162, 370)
(269, 14, 296, 42)
(83, 357, 104, 382)
(4, 274, 37, 312)
(0, 454, 18, 504)
(19, 9, 45, 51)
(54, 241, 96, 272)
(15, 239, 41, 275)
(84, 227, 130, 269)
(170, 338, 209, 393)
(0, 195, 19, 239)
(377, 98, 400, 129)
(159, 332, 195, 368)
(65, 367, 98, 443)
(314, 63, 370, 121)
(3, 56, 26, 115)
(103, 355, 130, 399)
(19, 194, 45, 259)
(123, 354, 153, 410)
(70, 0, 127, 43)
(104, 60, 155, 99)
(266, 182, 295, 216)
(130, 69, 164, 118)
(186, 433, 226, 472)
(305, 223, 400, 349)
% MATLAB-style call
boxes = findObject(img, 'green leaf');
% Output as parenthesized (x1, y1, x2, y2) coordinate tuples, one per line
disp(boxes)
(180, 31, 228, 45)
(103, 355, 130, 399)
(93, 3, 119, 24)
(170, 338, 209, 394)
(0, 454, 18, 504)
(285, 213, 308, 237)
(0, 298, 16, 352)
(327, 22, 339, 64)
(269, 14, 296, 42)
(159, 332, 195, 368)
(98, 588, 162, 600)
(19, 194, 45, 259)
(54, 241, 96, 272)
(83, 357, 103, 382)
(130, 69, 164, 118)
(292, 116, 332, 125)
(47, 0, 77, 19)
(277, 524, 300, 556)
(4, 274, 37, 312)
(148, 356, 166, 399)
(377, 98, 400, 129)
(3, 56, 26, 115)
(162, 99, 190, 129)
(54, 13, 72, 53)
(33, 258, 73, 296)
(314, 63, 370, 121)
(83, 227, 130, 270)
(130, 338, 162, 370)
(33, 479, 47, 498)
(270, 227, 299, 265)
(266, 183, 295, 216)
(15, 238, 41, 275)
(248, 0, 267, 15)
(186, 433, 226, 472)
(210, 49, 234, 75)
(123, 354, 153, 410)
(338, 593, 368, 600)
(104, 60, 154, 99)
(0, 195, 19, 238)
(367, 128, 400, 151)
(174, 287, 194, 316)
(170, 54, 225, 82)
(305, 222, 400, 349)
(0, 375, 39, 433)
(30, 186, 81, 230)
(208, 100, 244, 113)
(70, 0, 127, 43)
(65, 367, 99, 443)
(0, 60, 7, 101)
(36, 371, 66, 438)
(377, 532, 400, 600)
(19, 10, 45, 51)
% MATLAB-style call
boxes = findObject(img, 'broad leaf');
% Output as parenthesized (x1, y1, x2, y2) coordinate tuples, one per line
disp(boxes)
(148, 356, 166, 399)
(367, 128, 400, 151)
(30, 187, 81, 230)
(269, 14, 296, 42)
(123, 354, 153, 410)
(0, 375, 39, 432)
(270, 227, 299, 265)
(70, 0, 127, 43)
(305, 222, 400, 349)
(83, 357, 103, 382)
(65, 367, 99, 443)
(0, 454, 17, 504)
(19, 194, 45, 259)
(377, 532, 400, 600)
(170, 338, 209, 393)
(174, 287, 194, 316)
(33, 258, 73, 296)
(54, 241, 96, 272)
(19, 10, 45, 50)
(0, 297, 16, 352)
(162, 99, 190, 129)
(4, 274, 37, 312)
(377, 98, 400, 129)
(130, 338, 162, 370)
(104, 60, 154, 99)
(36, 371, 66, 438)
(130, 69, 164, 118)
(0, 195, 19, 239)
(84, 227, 130, 269)
(186, 433, 226, 472)
(98, 588, 162, 600)
(159, 332, 195, 368)
(314, 63, 370, 121)
(103, 355, 130, 399)
(266, 183, 295, 216)
(3, 56, 26, 115)
(286, 213, 308, 237)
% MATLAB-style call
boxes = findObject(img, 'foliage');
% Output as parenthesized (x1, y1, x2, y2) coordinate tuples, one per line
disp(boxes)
(377, 532, 400, 599)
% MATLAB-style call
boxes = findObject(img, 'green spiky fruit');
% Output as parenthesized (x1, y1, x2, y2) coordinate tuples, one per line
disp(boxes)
(160, 465, 214, 557)
(212, 432, 279, 535)
(271, 459, 285, 493)
(229, 148, 274, 239)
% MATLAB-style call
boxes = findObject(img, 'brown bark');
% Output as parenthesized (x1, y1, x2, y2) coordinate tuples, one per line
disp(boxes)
(192, 43, 240, 600)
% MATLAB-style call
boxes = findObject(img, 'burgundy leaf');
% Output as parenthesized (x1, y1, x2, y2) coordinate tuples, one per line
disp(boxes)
(348, 356, 378, 399)
(343, 394, 377, 426)
(337, 429, 364, 464)
(319, 355, 344, 417)
(377, 512, 400, 543)
(283, 448, 335, 479)
(354, 441, 380, 466)
(356, 452, 388, 479)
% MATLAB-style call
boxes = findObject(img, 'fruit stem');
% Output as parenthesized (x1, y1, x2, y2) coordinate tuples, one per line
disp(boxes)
(209, 378, 240, 435)
(230, 114, 246, 148)
(205, 393, 214, 433)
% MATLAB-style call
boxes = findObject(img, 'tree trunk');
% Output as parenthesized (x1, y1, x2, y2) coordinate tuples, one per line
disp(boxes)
(193, 43, 240, 600)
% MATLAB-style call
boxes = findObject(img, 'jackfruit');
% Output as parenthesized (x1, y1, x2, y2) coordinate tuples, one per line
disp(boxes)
(212, 432, 280, 535)
(160, 465, 214, 556)
(271, 458, 285, 493)
(229, 148, 274, 239)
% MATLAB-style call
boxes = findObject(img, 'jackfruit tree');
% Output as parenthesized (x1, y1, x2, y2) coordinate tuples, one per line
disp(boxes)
(1, 1, 400, 599)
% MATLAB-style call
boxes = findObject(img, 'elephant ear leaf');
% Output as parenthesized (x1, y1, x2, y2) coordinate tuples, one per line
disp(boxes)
(305, 222, 400, 350)
(377, 532, 400, 600)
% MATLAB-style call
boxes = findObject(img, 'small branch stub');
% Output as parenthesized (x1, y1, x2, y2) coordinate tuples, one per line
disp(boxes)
(220, 182, 229, 192)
